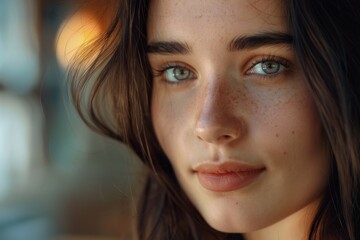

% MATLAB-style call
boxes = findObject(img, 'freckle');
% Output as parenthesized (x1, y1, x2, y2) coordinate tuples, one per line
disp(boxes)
(292, 131, 295, 135)
(236, 202, 239, 205)
(230, 94, 238, 102)
(276, 133, 279, 138)
(283, 151, 287, 156)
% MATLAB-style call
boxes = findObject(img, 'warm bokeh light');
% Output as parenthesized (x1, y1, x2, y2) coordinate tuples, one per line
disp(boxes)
(56, 11, 101, 68)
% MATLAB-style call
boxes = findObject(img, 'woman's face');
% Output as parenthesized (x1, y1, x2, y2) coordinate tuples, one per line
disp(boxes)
(148, 0, 330, 236)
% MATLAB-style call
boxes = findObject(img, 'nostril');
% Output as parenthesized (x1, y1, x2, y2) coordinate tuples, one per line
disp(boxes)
(197, 134, 232, 142)
(196, 127, 241, 145)
(220, 135, 232, 140)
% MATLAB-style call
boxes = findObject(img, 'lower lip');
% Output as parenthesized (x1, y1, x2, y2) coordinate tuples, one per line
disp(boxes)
(197, 169, 265, 192)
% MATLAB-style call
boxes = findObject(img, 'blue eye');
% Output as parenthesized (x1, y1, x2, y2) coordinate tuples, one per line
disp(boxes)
(248, 60, 288, 76)
(163, 66, 196, 83)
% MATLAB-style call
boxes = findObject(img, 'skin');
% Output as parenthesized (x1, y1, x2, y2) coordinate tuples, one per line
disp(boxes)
(148, 0, 330, 239)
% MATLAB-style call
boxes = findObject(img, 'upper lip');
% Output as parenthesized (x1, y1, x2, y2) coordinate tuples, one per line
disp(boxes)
(193, 161, 266, 174)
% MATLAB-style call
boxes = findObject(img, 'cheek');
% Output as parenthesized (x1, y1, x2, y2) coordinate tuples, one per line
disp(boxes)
(248, 78, 323, 152)
(265, 92, 322, 156)
(151, 88, 194, 158)
(253, 84, 329, 190)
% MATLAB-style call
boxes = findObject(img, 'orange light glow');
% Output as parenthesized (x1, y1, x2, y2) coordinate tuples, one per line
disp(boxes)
(55, 11, 101, 68)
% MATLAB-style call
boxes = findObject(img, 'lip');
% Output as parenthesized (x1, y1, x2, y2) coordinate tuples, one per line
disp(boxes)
(194, 162, 265, 192)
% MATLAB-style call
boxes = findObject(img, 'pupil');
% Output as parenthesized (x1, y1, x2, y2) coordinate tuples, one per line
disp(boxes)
(262, 62, 280, 74)
(174, 67, 189, 80)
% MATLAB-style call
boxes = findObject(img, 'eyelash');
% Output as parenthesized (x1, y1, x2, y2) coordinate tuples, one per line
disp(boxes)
(246, 55, 291, 78)
(154, 63, 189, 77)
(153, 63, 185, 77)
(153, 55, 291, 84)
(153, 63, 196, 84)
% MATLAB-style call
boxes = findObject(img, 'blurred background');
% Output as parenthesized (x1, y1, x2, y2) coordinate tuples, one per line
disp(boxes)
(0, 0, 142, 239)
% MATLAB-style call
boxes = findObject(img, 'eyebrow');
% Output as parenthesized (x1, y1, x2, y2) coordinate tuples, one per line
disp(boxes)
(228, 32, 293, 51)
(147, 32, 293, 55)
(147, 41, 191, 55)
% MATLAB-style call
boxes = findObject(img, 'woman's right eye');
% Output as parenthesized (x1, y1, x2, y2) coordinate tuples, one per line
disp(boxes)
(162, 66, 196, 83)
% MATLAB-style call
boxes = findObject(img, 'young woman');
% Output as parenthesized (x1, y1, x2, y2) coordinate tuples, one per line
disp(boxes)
(69, 0, 360, 239)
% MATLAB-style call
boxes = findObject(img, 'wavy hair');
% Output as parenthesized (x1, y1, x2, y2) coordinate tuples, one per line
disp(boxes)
(69, 0, 360, 239)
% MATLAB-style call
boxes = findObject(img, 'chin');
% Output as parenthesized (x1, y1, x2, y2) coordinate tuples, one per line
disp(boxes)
(208, 223, 241, 234)
(201, 208, 263, 234)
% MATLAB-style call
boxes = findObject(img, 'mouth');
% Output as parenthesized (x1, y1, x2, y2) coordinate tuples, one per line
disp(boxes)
(193, 161, 265, 192)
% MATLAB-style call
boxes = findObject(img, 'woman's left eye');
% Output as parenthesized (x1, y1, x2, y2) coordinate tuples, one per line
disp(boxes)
(247, 59, 289, 76)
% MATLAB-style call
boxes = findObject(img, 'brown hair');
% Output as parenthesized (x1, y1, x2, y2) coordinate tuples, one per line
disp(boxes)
(69, 0, 360, 239)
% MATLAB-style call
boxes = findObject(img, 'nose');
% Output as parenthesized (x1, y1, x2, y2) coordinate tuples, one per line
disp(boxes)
(195, 82, 245, 145)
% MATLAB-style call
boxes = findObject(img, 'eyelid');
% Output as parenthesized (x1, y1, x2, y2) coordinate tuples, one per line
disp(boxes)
(153, 62, 190, 75)
(247, 55, 288, 69)
(152, 62, 197, 82)
(245, 55, 291, 73)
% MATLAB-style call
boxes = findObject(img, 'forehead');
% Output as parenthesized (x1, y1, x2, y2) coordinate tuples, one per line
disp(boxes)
(147, 0, 287, 42)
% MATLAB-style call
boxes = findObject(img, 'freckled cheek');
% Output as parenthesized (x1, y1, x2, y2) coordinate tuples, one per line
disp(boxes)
(230, 83, 302, 118)
(151, 90, 195, 154)
(252, 86, 323, 164)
